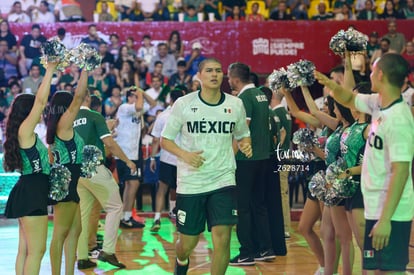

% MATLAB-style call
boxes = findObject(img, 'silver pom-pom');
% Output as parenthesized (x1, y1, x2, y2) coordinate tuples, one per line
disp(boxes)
(268, 68, 292, 91)
(81, 145, 103, 178)
(40, 39, 70, 71)
(308, 170, 327, 201)
(329, 27, 368, 56)
(332, 177, 360, 198)
(286, 60, 316, 88)
(49, 164, 71, 201)
(323, 187, 343, 207)
(325, 157, 347, 184)
(292, 128, 319, 162)
(68, 43, 102, 71)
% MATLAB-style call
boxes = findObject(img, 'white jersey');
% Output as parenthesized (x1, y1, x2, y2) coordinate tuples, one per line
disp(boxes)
(355, 94, 414, 221)
(402, 86, 414, 106)
(151, 106, 178, 166)
(114, 103, 142, 160)
(162, 92, 250, 195)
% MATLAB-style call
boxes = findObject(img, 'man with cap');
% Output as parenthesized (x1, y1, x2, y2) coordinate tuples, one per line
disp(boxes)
(184, 42, 206, 76)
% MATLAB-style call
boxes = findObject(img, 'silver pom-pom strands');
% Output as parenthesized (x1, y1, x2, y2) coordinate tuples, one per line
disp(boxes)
(49, 164, 71, 201)
(81, 145, 104, 178)
(329, 27, 368, 56)
(68, 43, 102, 71)
(268, 68, 292, 91)
(286, 59, 316, 88)
(40, 39, 70, 71)
(308, 170, 327, 201)
(292, 128, 319, 162)
(40, 42, 102, 72)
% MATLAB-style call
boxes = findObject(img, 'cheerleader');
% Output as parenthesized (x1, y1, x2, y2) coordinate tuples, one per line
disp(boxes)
(47, 69, 88, 275)
(3, 61, 59, 275)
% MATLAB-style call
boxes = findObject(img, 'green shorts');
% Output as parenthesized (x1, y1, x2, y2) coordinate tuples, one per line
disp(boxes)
(176, 186, 238, 235)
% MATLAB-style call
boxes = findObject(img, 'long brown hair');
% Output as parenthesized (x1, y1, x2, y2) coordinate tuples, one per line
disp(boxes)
(3, 94, 35, 172)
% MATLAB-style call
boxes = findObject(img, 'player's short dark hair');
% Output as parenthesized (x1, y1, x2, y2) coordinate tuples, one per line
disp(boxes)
(170, 87, 186, 102)
(376, 53, 409, 88)
(228, 62, 251, 83)
(198, 58, 222, 72)
(90, 95, 102, 111)
(329, 65, 344, 75)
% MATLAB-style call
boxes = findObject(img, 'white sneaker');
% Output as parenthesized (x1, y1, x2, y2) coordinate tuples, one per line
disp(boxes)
(88, 247, 101, 259)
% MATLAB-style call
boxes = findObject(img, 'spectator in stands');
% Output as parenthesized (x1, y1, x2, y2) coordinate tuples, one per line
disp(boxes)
(190, 74, 201, 92)
(158, 0, 172, 21)
(8, 1, 31, 23)
(0, 21, 18, 52)
(5, 81, 22, 106)
(246, 2, 265, 21)
(226, 5, 246, 20)
(269, 1, 293, 20)
(287, 0, 309, 19)
(184, 42, 206, 76)
(115, 0, 135, 21)
(205, 0, 221, 21)
(366, 31, 380, 61)
(98, 1, 114, 22)
(402, 0, 414, 18)
(168, 60, 191, 89)
(136, 0, 161, 21)
(334, 3, 356, 20)
(104, 85, 124, 118)
(378, 0, 406, 19)
(370, 37, 397, 69)
(81, 24, 103, 50)
(146, 60, 169, 87)
(32, 1, 55, 23)
(114, 45, 135, 72)
(19, 24, 47, 77)
(403, 41, 414, 70)
(125, 37, 137, 58)
(98, 42, 115, 71)
(115, 61, 139, 90)
(382, 19, 407, 54)
(183, 4, 198, 21)
(49, 27, 75, 49)
(223, 0, 247, 17)
(332, 0, 354, 14)
(59, 63, 80, 88)
(356, 0, 377, 19)
(109, 33, 121, 60)
(137, 34, 155, 78)
(149, 42, 177, 78)
(167, 30, 184, 61)
(183, 0, 205, 14)
(88, 66, 110, 100)
(144, 75, 165, 122)
(54, 0, 84, 22)
(0, 40, 18, 82)
(311, 2, 334, 20)
(22, 64, 43, 95)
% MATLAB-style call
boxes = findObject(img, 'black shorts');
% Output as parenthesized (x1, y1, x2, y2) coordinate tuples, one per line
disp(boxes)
(5, 173, 49, 218)
(116, 159, 141, 182)
(344, 177, 364, 211)
(363, 219, 411, 271)
(176, 187, 238, 235)
(158, 161, 177, 189)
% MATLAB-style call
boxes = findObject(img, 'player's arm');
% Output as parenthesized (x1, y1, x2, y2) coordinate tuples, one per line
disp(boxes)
(149, 136, 160, 172)
(369, 161, 410, 250)
(314, 70, 356, 110)
(343, 50, 356, 91)
(161, 137, 205, 168)
(236, 136, 252, 158)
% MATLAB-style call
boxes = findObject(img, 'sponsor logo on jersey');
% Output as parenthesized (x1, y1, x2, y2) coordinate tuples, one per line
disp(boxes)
(191, 107, 198, 113)
(187, 120, 235, 134)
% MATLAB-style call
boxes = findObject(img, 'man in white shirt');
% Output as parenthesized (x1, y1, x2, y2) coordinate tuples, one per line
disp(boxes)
(32, 1, 55, 23)
(315, 53, 414, 274)
(114, 88, 145, 228)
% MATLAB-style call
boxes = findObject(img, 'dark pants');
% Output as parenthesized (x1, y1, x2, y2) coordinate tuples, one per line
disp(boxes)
(236, 159, 272, 257)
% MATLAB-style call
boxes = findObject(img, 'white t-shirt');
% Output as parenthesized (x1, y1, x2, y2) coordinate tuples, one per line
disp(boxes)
(402, 86, 414, 106)
(144, 87, 165, 116)
(137, 46, 156, 65)
(355, 93, 414, 221)
(151, 106, 177, 166)
(114, 103, 142, 160)
(162, 92, 250, 195)
(137, 0, 158, 13)
(32, 11, 55, 23)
